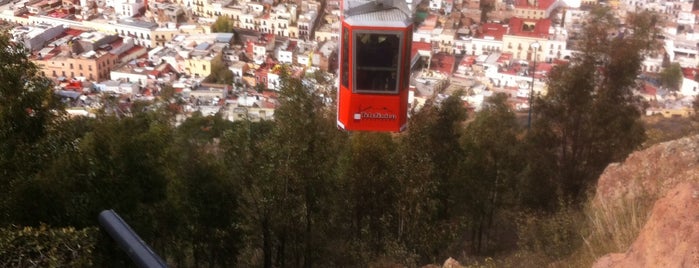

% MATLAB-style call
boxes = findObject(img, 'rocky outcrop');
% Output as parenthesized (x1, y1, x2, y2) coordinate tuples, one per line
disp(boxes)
(442, 257, 462, 268)
(593, 182, 699, 268)
(592, 135, 699, 268)
(595, 135, 699, 203)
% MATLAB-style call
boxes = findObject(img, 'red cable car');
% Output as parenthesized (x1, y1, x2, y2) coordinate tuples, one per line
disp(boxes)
(337, 0, 413, 132)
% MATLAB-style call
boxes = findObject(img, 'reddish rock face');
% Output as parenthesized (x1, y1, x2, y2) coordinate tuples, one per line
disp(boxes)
(595, 135, 699, 205)
(592, 135, 699, 268)
(593, 182, 699, 268)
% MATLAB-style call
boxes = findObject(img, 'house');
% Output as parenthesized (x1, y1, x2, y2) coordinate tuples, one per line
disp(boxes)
(513, 0, 560, 20)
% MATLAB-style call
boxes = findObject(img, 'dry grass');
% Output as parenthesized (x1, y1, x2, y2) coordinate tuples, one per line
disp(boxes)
(562, 191, 655, 267)
(642, 115, 699, 148)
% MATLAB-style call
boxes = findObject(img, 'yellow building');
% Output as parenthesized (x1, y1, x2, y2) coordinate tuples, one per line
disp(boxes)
(185, 51, 222, 79)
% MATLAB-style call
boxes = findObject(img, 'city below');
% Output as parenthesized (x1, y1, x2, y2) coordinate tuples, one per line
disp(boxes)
(1, 0, 697, 122)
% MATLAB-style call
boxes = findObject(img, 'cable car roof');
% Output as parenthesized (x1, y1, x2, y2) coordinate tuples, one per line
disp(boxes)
(343, 0, 413, 27)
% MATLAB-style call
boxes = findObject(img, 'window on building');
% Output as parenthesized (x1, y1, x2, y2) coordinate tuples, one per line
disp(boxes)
(403, 29, 411, 89)
(79, 64, 82, 70)
(353, 31, 402, 93)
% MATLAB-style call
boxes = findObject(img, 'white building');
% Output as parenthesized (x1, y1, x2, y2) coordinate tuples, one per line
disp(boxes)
(276, 44, 294, 64)
(110, 65, 150, 86)
(680, 77, 699, 97)
(11, 23, 65, 51)
(113, 0, 145, 18)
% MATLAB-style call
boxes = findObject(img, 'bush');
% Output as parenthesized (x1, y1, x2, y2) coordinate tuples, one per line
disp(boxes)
(0, 224, 99, 267)
(516, 205, 584, 261)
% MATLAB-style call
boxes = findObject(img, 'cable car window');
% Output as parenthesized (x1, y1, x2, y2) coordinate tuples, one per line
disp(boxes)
(353, 31, 402, 93)
(341, 26, 349, 88)
(403, 29, 412, 89)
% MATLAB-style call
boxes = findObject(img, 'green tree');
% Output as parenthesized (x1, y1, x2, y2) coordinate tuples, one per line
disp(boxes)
(222, 120, 279, 268)
(206, 56, 234, 85)
(4, 106, 176, 264)
(459, 93, 524, 253)
(388, 93, 468, 264)
(659, 62, 682, 91)
(268, 69, 345, 268)
(161, 113, 240, 267)
(336, 132, 399, 264)
(528, 8, 655, 204)
(0, 32, 62, 220)
(431, 91, 468, 219)
(211, 16, 234, 33)
(224, 68, 344, 268)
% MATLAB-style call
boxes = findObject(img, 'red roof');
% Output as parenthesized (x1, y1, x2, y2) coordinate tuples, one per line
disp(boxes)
(682, 67, 698, 80)
(411, 41, 431, 59)
(643, 82, 657, 96)
(553, 58, 569, 65)
(48, 11, 70, 18)
(124, 46, 143, 55)
(260, 100, 276, 109)
(429, 53, 455, 75)
(533, 62, 552, 79)
(286, 41, 297, 51)
(514, 0, 557, 10)
(460, 56, 476, 66)
(497, 53, 513, 63)
(478, 23, 507, 40)
(508, 17, 550, 38)
(262, 90, 278, 98)
(64, 28, 84, 37)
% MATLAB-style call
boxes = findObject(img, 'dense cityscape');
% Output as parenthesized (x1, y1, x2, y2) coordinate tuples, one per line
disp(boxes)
(1, 0, 697, 120)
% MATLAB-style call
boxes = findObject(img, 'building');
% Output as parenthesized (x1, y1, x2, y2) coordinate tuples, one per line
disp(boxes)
(34, 45, 118, 81)
(502, 17, 567, 61)
(513, 0, 560, 20)
(109, 0, 145, 18)
(10, 23, 65, 51)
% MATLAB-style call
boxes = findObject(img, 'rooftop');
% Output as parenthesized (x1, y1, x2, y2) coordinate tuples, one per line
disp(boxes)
(508, 17, 551, 39)
(117, 19, 158, 29)
(477, 23, 508, 40)
(514, 0, 558, 10)
(430, 52, 455, 76)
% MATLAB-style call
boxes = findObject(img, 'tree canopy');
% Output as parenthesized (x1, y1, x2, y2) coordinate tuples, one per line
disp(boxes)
(526, 7, 655, 203)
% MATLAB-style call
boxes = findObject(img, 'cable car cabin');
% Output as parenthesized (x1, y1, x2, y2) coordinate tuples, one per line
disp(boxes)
(337, 0, 413, 132)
